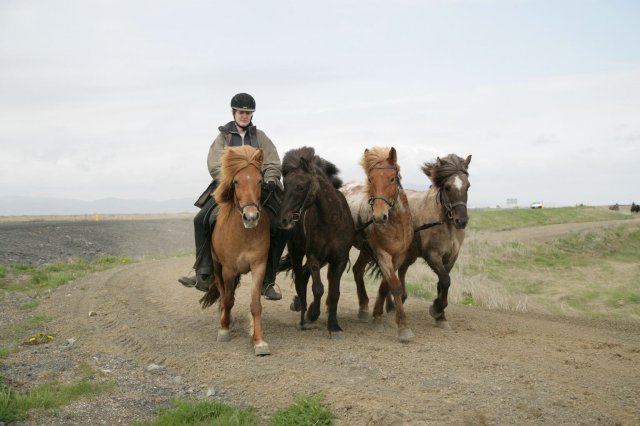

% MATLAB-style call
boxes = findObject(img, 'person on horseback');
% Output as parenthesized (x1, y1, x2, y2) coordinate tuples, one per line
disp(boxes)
(178, 93, 285, 300)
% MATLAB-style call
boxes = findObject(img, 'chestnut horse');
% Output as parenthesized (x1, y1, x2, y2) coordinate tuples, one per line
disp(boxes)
(279, 147, 354, 338)
(398, 154, 472, 329)
(341, 147, 415, 342)
(199, 146, 271, 356)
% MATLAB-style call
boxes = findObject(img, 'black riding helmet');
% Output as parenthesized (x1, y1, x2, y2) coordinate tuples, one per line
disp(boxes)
(230, 93, 256, 112)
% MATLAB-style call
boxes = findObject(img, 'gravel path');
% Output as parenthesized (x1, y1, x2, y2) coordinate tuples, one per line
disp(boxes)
(1, 217, 639, 425)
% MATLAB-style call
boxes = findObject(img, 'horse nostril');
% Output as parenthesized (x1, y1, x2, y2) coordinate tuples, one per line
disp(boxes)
(255, 212, 260, 221)
(382, 214, 388, 223)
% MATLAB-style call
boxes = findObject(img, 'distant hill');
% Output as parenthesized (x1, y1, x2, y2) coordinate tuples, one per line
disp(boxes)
(0, 196, 198, 216)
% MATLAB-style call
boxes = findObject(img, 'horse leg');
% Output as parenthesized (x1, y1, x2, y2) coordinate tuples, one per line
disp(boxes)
(217, 269, 237, 342)
(377, 252, 415, 342)
(385, 260, 410, 313)
(353, 251, 371, 322)
(294, 263, 311, 330)
(306, 257, 324, 322)
(372, 278, 389, 333)
(326, 259, 348, 339)
(250, 261, 270, 356)
(427, 255, 451, 330)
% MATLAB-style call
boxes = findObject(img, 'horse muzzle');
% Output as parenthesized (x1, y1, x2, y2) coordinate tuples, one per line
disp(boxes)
(242, 210, 261, 229)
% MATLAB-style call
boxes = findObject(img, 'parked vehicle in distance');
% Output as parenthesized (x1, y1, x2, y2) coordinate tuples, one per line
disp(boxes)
(530, 201, 543, 209)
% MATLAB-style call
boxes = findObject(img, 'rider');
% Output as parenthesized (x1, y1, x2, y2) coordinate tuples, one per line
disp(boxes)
(178, 93, 285, 300)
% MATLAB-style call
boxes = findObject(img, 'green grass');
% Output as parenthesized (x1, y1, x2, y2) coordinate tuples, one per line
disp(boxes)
(133, 393, 335, 426)
(0, 377, 113, 423)
(134, 400, 259, 426)
(468, 206, 632, 232)
(269, 394, 335, 426)
(0, 256, 135, 293)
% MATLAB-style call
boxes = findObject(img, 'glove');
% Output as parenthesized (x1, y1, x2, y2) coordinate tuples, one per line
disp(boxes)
(264, 180, 277, 192)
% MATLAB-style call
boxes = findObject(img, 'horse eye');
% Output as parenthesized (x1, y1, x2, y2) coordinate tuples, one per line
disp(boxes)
(367, 177, 371, 183)
(297, 184, 304, 191)
(390, 177, 395, 183)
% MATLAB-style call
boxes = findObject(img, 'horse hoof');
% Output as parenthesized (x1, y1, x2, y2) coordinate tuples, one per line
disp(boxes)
(436, 320, 451, 330)
(254, 342, 270, 356)
(217, 330, 231, 342)
(372, 318, 385, 333)
(398, 327, 415, 342)
(307, 308, 320, 322)
(357, 310, 370, 322)
(290, 296, 302, 312)
(330, 331, 345, 340)
(429, 305, 444, 321)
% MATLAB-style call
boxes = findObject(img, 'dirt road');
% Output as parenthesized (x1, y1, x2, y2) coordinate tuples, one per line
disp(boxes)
(3, 217, 640, 425)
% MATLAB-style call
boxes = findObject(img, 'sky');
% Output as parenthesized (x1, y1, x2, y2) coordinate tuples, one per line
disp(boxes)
(1, 0, 639, 209)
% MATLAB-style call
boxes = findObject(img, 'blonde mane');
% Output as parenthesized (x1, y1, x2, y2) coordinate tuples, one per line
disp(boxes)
(213, 146, 263, 221)
(360, 147, 400, 194)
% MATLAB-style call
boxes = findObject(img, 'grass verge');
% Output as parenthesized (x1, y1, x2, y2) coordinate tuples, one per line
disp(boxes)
(133, 393, 335, 426)
(0, 256, 135, 294)
(468, 205, 633, 232)
(448, 223, 640, 318)
(0, 368, 113, 423)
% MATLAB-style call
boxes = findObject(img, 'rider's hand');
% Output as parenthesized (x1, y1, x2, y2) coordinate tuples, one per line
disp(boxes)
(264, 180, 277, 192)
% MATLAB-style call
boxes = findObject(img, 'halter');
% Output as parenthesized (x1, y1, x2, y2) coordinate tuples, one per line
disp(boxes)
(367, 165, 402, 209)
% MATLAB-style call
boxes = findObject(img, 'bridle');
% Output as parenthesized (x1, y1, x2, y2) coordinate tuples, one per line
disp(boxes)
(227, 180, 268, 217)
(438, 172, 468, 221)
(367, 165, 402, 209)
(288, 180, 314, 224)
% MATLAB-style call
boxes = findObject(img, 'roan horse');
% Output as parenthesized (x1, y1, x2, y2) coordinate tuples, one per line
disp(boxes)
(398, 154, 472, 329)
(199, 146, 272, 356)
(341, 147, 415, 342)
(279, 147, 354, 338)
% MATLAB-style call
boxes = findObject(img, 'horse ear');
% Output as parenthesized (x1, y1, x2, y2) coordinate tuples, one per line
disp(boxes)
(253, 148, 264, 167)
(421, 162, 432, 177)
(388, 147, 397, 164)
(464, 154, 472, 169)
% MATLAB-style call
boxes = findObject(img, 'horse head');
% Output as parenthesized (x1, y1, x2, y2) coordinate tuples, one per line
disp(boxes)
(213, 146, 265, 229)
(362, 147, 401, 225)
(279, 147, 320, 230)
(423, 154, 472, 229)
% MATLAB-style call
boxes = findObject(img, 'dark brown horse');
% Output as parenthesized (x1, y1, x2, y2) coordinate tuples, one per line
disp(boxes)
(341, 147, 415, 342)
(279, 147, 354, 338)
(199, 146, 272, 356)
(631, 202, 639, 213)
(398, 154, 472, 329)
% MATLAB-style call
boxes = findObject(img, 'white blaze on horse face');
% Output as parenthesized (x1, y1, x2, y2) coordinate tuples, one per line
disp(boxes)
(453, 175, 464, 191)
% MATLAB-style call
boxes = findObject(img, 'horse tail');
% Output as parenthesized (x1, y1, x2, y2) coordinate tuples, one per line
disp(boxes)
(199, 285, 220, 309)
(365, 259, 384, 281)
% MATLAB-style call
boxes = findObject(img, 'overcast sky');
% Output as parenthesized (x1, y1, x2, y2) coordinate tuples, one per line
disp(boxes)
(1, 0, 639, 208)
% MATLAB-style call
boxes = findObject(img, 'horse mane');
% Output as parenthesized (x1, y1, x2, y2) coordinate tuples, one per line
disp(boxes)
(360, 147, 399, 172)
(360, 147, 399, 194)
(421, 154, 468, 188)
(282, 146, 343, 189)
(213, 146, 263, 221)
